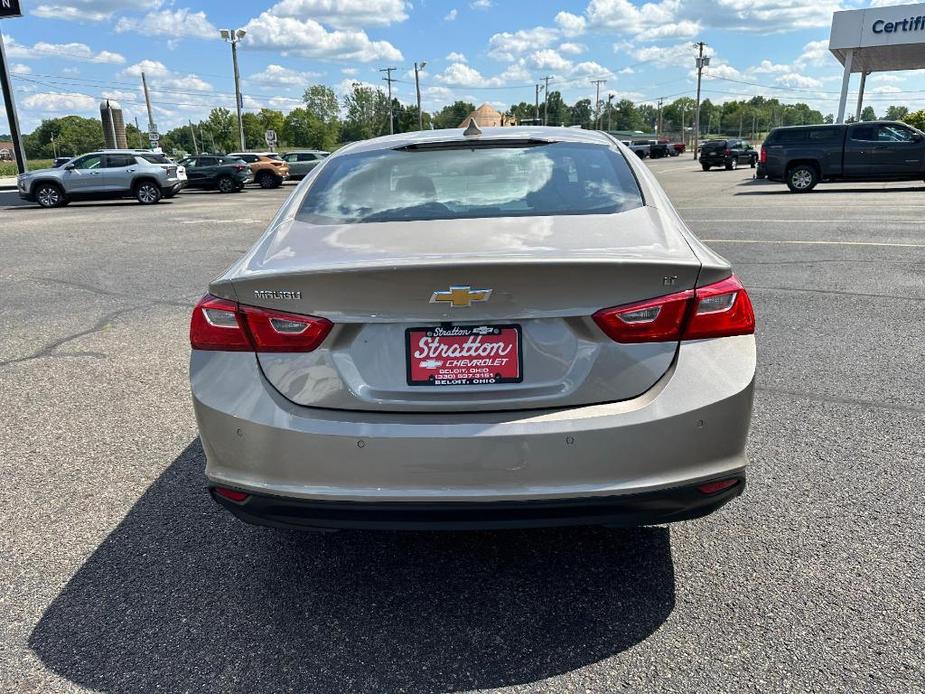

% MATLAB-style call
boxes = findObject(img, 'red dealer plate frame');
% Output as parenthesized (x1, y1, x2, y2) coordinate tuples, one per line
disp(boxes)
(405, 324, 523, 387)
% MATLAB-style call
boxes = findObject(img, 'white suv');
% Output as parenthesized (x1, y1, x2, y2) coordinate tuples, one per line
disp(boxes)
(17, 150, 186, 208)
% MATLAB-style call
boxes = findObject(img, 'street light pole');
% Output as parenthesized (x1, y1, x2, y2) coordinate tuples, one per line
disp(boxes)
(220, 28, 247, 151)
(414, 61, 426, 131)
(693, 41, 708, 159)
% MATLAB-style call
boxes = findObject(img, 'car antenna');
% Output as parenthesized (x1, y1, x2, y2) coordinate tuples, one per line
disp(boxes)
(463, 119, 482, 138)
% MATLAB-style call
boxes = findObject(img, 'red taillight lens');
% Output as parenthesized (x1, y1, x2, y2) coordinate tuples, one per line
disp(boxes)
(239, 304, 332, 352)
(189, 295, 252, 351)
(593, 275, 754, 343)
(724, 148, 732, 156)
(214, 486, 249, 502)
(759, 146, 767, 164)
(683, 275, 755, 340)
(593, 289, 693, 343)
(190, 294, 333, 352)
(234, 164, 245, 171)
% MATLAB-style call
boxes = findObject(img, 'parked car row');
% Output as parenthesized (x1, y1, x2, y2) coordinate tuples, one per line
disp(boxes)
(16, 148, 330, 207)
(621, 140, 685, 159)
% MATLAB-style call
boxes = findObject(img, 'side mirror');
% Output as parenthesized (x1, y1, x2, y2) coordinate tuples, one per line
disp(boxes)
(64, 164, 75, 170)
(913, 133, 924, 142)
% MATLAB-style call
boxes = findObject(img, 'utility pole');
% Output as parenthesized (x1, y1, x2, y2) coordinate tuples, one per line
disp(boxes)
(693, 41, 708, 158)
(188, 120, 199, 155)
(738, 112, 743, 138)
(380, 67, 396, 134)
(656, 97, 664, 136)
(542, 75, 551, 125)
(219, 29, 246, 151)
(141, 71, 157, 137)
(413, 61, 427, 131)
(607, 93, 614, 131)
(0, 25, 27, 174)
(591, 79, 606, 129)
(534, 83, 541, 123)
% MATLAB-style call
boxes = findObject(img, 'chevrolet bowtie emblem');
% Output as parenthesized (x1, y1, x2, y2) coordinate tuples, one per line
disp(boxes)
(430, 285, 493, 308)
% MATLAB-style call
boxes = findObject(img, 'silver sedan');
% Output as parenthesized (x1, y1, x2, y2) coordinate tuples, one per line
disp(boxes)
(189, 126, 756, 530)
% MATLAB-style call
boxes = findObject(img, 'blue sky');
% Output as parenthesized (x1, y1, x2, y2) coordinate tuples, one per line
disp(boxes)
(0, 0, 920, 133)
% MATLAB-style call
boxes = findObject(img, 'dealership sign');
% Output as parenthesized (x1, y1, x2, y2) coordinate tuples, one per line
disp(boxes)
(0, 0, 23, 19)
(830, 2, 925, 72)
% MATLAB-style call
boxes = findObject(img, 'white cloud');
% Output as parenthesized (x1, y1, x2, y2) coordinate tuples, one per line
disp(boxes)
(265, 0, 409, 28)
(630, 41, 709, 69)
(121, 61, 215, 96)
(21, 92, 98, 112)
(586, 0, 838, 37)
(446, 51, 467, 63)
(751, 60, 792, 75)
(11, 64, 32, 75)
(555, 11, 587, 36)
(342, 67, 359, 76)
(242, 13, 403, 62)
(436, 62, 531, 88)
(488, 26, 559, 61)
(559, 42, 586, 55)
(775, 73, 823, 89)
(529, 49, 572, 72)
(115, 8, 218, 39)
(4, 38, 125, 64)
(444, 8, 458, 21)
(32, 0, 155, 22)
(247, 64, 320, 87)
(470, 0, 492, 8)
(795, 39, 833, 68)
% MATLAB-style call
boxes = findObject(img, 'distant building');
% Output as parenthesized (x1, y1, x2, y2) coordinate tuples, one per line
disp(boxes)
(459, 103, 517, 128)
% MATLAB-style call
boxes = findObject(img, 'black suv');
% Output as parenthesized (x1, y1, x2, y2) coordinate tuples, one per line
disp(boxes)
(180, 155, 253, 193)
(699, 139, 758, 171)
(760, 121, 925, 192)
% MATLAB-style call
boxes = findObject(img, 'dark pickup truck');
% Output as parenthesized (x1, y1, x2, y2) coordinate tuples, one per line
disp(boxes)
(761, 121, 925, 192)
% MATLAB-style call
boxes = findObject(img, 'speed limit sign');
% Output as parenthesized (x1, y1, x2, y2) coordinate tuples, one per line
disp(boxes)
(264, 129, 277, 148)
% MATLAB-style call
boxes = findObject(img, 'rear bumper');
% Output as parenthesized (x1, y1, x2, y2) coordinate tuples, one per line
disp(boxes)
(191, 335, 755, 525)
(210, 473, 746, 530)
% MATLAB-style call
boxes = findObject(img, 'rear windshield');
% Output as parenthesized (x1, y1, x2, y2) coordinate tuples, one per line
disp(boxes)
(265, 154, 283, 161)
(135, 153, 170, 164)
(295, 141, 643, 224)
(701, 141, 727, 150)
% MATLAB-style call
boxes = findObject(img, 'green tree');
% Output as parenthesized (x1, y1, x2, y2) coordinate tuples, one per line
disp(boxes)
(902, 109, 925, 131)
(432, 100, 475, 129)
(569, 99, 593, 128)
(203, 107, 236, 152)
(860, 106, 877, 122)
(302, 85, 340, 148)
(884, 105, 909, 121)
(544, 91, 570, 126)
(342, 83, 389, 141)
(242, 112, 264, 149)
(23, 116, 104, 158)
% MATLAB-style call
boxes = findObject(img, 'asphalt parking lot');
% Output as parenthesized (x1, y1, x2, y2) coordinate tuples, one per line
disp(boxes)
(2, 162, 923, 693)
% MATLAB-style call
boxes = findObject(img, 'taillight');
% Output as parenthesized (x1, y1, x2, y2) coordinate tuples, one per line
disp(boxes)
(214, 486, 249, 502)
(683, 275, 755, 340)
(759, 146, 767, 164)
(190, 294, 332, 352)
(592, 289, 693, 343)
(593, 275, 754, 343)
(724, 148, 732, 156)
(234, 164, 245, 171)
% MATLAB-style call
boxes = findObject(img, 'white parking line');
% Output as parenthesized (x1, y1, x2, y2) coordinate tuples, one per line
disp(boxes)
(702, 239, 925, 248)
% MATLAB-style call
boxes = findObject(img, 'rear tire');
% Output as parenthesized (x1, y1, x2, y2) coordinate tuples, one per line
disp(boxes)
(217, 175, 236, 193)
(786, 164, 818, 193)
(701, 163, 710, 171)
(257, 171, 280, 189)
(750, 158, 757, 168)
(134, 180, 162, 204)
(35, 182, 66, 208)
(725, 159, 734, 171)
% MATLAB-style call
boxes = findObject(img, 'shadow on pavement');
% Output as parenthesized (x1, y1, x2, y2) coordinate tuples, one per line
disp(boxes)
(29, 440, 675, 693)
(735, 184, 925, 196)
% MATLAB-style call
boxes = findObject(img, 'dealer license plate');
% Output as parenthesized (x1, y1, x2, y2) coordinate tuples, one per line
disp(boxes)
(405, 324, 522, 386)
